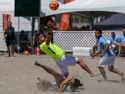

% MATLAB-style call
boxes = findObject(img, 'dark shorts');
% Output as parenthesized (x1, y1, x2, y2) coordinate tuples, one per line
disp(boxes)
(55, 74, 65, 85)
(6, 40, 14, 46)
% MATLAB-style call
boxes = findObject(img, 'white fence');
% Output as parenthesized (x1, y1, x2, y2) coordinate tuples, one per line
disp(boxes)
(0, 31, 7, 51)
(53, 30, 122, 52)
(0, 30, 123, 52)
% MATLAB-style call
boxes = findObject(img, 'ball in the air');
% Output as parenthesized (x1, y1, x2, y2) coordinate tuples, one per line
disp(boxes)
(49, 0, 59, 10)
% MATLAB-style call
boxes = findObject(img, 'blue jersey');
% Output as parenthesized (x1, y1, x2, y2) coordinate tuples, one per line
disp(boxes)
(99, 37, 115, 57)
(116, 37, 120, 42)
(96, 39, 99, 44)
(119, 35, 125, 44)
(110, 36, 117, 45)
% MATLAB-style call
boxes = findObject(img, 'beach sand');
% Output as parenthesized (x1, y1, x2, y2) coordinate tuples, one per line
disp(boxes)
(0, 53, 125, 94)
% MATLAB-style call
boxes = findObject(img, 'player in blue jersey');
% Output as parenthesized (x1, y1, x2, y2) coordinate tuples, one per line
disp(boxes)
(92, 30, 124, 82)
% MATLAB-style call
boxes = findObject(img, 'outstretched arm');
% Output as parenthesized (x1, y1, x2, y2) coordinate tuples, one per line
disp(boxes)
(59, 76, 73, 93)
(44, 21, 53, 45)
(46, 32, 52, 45)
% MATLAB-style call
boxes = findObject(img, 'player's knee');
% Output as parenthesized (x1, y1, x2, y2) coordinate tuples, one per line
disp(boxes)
(77, 58, 83, 64)
(98, 66, 101, 69)
(108, 66, 113, 72)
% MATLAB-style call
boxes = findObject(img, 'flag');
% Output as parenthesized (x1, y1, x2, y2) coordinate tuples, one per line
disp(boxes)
(3, 14, 11, 31)
(59, 0, 73, 30)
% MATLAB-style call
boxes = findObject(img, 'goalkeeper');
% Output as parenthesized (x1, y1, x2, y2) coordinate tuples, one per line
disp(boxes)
(36, 21, 100, 78)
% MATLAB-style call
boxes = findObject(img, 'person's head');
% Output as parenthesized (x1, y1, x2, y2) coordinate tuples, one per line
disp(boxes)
(95, 30, 102, 39)
(122, 29, 125, 36)
(21, 30, 24, 34)
(73, 79, 83, 87)
(37, 33, 45, 44)
(86, 25, 90, 30)
(111, 32, 115, 37)
(8, 21, 12, 27)
(68, 78, 83, 88)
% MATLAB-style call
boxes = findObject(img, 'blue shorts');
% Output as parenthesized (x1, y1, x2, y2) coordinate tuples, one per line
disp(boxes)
(55, 55, 78, 75)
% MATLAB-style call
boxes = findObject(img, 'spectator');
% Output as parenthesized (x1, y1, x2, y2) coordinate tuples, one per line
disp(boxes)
(19, 30, 27, 41)
(109, 32, 118, 54)
(3, 21, 15, 57)
(117, 29, 125, 57)
(19, 30, 27, 52)
(86, 25, 90, 30)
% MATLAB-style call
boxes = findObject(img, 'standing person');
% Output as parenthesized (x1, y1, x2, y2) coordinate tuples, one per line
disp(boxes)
(19, 30, 27, 52)
(92, 30, 124, 82)
(36, 21, 100, 78)
(109, 32, 118, 54)
(117, 29, 125, 57)
(34, 61, 83, 93)
(3, 21, 15, 57)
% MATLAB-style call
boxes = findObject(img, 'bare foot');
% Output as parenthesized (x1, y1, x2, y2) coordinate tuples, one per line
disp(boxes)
(120, 73, 124, 82)
(116, 56, 120, 58)
(12, 55, 16, 57)
(90, 72, 100, 77)
(34, 61, 40, 66)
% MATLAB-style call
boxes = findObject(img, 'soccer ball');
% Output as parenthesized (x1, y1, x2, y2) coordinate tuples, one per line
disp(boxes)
(49, 0, 59, 10)
(24, 51, 29, 55)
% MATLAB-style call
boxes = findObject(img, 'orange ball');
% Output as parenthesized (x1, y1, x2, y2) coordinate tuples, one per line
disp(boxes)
(49, 0, 59, 10)
(24, 51, 29, 55)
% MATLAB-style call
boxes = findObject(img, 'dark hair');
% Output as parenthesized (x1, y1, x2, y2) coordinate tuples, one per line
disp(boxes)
(73, 79, 83, 87)
(95, 30, 102, 34)
(36, 32, 42, 41)
(21, 30, 24, 33)
(111, 32, 115, 34)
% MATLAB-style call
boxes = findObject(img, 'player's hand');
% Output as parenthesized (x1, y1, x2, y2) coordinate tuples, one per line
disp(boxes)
(99, 53, 104, 58)
(3, 34, 7, 40)
(91, 54, 96, 58)
(44, 21, 53, 32)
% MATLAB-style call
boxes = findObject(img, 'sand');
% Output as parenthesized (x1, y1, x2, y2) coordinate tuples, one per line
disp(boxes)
(0, 53, 125, 94)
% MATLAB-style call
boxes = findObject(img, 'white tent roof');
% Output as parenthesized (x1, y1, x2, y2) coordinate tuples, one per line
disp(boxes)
(0, 0, 63, 15)
(44, 0, 125, 16)
(0, 0, 125, 17)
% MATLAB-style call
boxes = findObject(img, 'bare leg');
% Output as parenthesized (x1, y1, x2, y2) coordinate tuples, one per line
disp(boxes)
(108, 66, 124, 82)
(7, 46, 10, 57)
(77, 58, 100, 77)
(34, 61, 62, 84)
(10, 45, 15, 56)
(117, 45, 121, 57)
(98, 66, 108, 81)
(10, 45, 14, 56)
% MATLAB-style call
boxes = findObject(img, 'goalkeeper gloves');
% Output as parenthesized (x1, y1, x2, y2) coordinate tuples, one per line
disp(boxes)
(44, 21, 53, 33)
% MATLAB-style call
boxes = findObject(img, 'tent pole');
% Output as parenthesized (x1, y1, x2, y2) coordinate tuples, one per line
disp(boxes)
(31, 17, 35, 55)
(17, 17, 20, 54)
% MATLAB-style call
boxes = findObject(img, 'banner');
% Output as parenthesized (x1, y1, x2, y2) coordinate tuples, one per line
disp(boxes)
(3, 14, 11, 31)
(59, 0, 73, 30)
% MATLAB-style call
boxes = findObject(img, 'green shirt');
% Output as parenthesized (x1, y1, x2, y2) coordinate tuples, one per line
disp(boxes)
(39, 42, 65, 60)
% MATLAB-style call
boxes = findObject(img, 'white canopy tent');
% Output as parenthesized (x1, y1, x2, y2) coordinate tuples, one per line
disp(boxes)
(0, 0, 125, 17)
(0, 0, 63, 16)
(43, 0, 125, 17)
